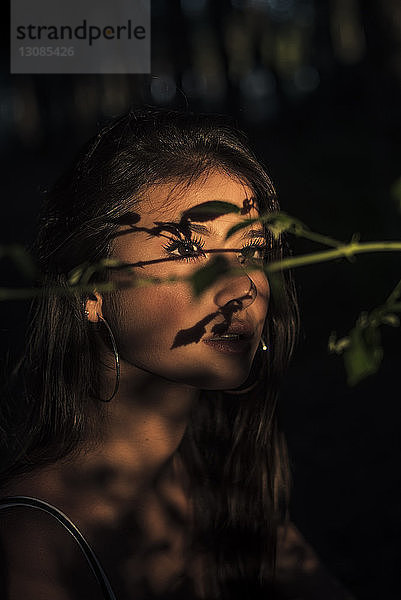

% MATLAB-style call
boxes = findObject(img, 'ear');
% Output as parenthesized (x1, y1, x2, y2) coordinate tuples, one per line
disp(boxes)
(84, 291, 103, 323)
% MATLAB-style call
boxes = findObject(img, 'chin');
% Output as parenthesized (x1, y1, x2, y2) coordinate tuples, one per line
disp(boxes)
(199, 352, 257, 390)
(157, 349, 256, 390)
(184, 368, 251, 391)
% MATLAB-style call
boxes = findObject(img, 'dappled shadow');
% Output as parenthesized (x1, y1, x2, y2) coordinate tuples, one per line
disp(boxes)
(170, 290, 255, 349)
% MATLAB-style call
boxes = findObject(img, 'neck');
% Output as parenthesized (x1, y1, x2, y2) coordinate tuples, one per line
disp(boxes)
(5, 360, 199, 518)
(90, 359, 199, 481)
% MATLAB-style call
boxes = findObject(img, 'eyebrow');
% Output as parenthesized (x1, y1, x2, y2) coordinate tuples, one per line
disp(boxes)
(187, 222, 266, 240)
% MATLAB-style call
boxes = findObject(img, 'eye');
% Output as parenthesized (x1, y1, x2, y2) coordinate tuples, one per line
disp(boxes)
(238, 240, 268, 264)
(162, 235, 206, 262)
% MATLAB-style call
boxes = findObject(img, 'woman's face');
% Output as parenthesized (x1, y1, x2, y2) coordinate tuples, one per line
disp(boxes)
(104, 170, 270, 390)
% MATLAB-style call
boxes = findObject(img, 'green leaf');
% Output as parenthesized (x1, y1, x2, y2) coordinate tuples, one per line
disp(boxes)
(343, 322, 383, 386)
(68, 258, 124, 285)
(68, 262, 89, 285)
(261, 212, 310, 239)
(225, 218, 259, 240)
(189, 255, 231, 297)
(380, 313, 400, 327)
(225, 211, 310, 241)
(328, 331, 350, 354)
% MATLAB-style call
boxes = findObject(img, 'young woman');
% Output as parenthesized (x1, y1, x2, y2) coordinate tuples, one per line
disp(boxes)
(0, 108, 300, 599)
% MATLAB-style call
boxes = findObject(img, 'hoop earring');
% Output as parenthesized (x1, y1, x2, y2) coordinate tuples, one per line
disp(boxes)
(84, 310, 120, 403)
(96, 313, 120, 403)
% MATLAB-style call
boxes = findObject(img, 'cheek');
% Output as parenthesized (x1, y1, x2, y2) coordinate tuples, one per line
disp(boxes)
(112, 282, 194, 352)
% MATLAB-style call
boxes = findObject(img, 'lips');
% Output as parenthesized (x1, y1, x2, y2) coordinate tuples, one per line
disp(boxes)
(205, 320, 255, 342)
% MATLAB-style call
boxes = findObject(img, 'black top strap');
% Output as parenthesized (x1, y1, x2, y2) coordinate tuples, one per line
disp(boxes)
(0, 495, 117, 600)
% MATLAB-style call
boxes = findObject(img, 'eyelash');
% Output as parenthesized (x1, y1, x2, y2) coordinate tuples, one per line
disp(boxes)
(162, 234, 268, 263)
(162, 235, 206, 263)
(239, 239, 268, 262)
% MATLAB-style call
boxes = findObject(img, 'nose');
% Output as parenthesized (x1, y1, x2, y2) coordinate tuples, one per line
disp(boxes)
(213, 268, 257, 310)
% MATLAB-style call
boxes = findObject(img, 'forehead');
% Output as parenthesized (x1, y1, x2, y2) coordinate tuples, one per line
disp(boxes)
(137, 171, 258, 227)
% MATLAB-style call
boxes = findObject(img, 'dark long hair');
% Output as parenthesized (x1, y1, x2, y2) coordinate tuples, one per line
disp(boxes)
(1, 108, 299, 599)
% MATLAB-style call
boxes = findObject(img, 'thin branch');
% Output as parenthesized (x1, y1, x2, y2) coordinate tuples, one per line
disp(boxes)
(266, 242, 401, 272)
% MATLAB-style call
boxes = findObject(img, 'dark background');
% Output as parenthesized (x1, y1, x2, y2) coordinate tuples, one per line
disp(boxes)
(1, 1, 400, 598)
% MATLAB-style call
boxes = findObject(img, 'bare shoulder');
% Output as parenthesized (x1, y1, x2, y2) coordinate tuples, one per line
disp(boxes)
(0, 494, 102, 600)
(0, 500, 68, 599)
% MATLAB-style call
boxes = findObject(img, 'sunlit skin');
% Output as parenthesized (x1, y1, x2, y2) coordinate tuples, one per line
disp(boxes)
(81, 171, 269, 481)
(95, 169, 270, 390)
(3, 171, 270, 598)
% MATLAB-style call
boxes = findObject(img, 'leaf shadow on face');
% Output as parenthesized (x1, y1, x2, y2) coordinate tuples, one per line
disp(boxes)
(170, 298, 251, 350)
(110, 197, 254, 242)
(106, 212, 256, 272)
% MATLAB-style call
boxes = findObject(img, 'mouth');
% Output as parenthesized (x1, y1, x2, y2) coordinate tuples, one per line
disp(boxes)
(202, 321, 255, 354)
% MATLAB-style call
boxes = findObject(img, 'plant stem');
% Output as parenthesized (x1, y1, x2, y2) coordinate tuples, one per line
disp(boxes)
(266, 241, 401, 272)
